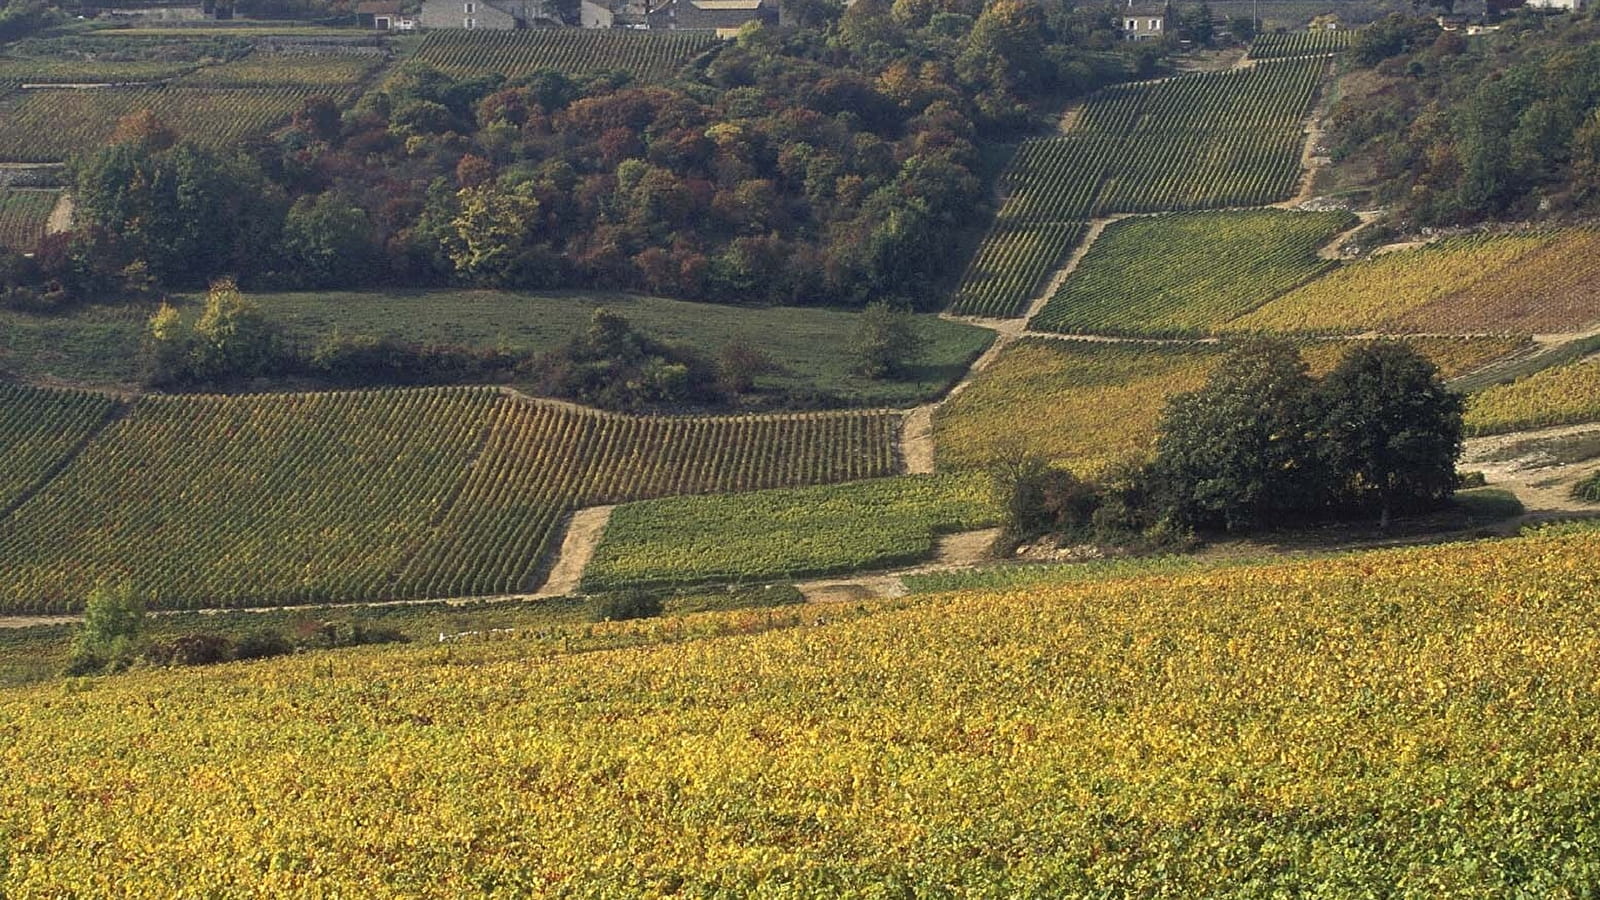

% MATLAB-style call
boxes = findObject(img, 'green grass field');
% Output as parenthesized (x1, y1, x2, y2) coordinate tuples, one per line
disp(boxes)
(1029, 210, 1355, 336)
(584, 473, 1001, 590)
(0, 291, 992, 407)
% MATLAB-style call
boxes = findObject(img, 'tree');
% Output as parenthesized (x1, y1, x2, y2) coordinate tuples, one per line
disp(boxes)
(1227, 14, 1255, 42)
(990, 444, 1099, 541)
(66, 582, 147, 675)
(1149, 340, 1324, 532)
(1318, 341, 1464, 527)
(851, 301, 926, 379)
(189, 278, 278, 381)
(280, 193, 378, 288)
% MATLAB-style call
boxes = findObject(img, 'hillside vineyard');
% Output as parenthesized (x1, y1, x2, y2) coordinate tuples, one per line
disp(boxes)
(0, 385, 898, 612)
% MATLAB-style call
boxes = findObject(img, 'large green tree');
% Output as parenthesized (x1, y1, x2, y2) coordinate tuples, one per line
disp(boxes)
(1149, 340, 1324, 532)
(1318, 341, 1464, 527)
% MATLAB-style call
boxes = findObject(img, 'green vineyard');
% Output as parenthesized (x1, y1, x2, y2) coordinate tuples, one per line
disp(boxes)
(1030, 210, 1354, 336)
(0, 382, 114, 512)
(0, 85, 328, 163)
(1249, 29, 1356, 59)
(409, 29, 721, 80)
(584, 473, 1000, 590)
(996, 58, 1324, 222)
(949, 221, 1086, 318)
(955, 59, 1326, 317)
(0, 385, 898, 612)
(0, 189, 57, 254)
(0, 58, 198, 84)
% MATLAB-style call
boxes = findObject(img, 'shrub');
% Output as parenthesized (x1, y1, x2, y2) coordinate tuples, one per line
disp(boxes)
(591, 589, 664, 622)
(234, 628, 295, 661)
(145, 633, 236, 667)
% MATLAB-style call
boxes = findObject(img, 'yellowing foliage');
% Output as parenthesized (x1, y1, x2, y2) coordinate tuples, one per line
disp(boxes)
(1226, 233, 1552, 333)
(6, 526, 1600, 894)
(1465, 354, 1600, 435)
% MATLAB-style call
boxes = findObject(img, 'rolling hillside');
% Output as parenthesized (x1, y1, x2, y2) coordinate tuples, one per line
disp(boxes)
(4, 523, 1600, 894)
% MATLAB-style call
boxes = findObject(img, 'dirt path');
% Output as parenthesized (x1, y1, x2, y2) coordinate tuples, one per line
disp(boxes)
(797, 527, 1002, 603)
(535, 505, 614, 597)
(0, 616, 76, 629)
(1463, 424, 1600, 519)
(901, 405, 936, 475)
(46, 193, 72, 235)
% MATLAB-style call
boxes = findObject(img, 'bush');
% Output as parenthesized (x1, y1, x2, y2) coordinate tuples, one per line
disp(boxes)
(296, 620, 409, 650)
(234, 628, 295, 661)
(145, 634, 237, 667)
(65, 582, 147, 675)
(591, 589, 664, 622)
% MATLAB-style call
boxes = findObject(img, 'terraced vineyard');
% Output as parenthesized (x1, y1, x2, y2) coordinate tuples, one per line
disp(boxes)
(0, 386, 898, 612)
(995, 58, 1324, 223)
(0, 383, 114, 512)
(949, 222, 1086, 318)
(0, 85, 325, 163)
(936, 336, 1528, 473)
(0, 188, 57, 253)
(585, 473, 1000, 590)
(1227, 231, 1594, 334)
(1030, 210, 1354, 336)
(409, 29, 720, 80)
(1249, 29, 1355, 59)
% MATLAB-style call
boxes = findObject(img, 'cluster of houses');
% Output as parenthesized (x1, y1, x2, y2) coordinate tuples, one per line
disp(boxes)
(355, 0, 779, 35)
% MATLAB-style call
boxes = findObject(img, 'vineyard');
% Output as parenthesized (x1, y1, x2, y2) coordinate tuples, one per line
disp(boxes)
(0, 188, 57, 254)
(175, 52, 381, 89)
(1249, 29, 1356, 59)
(0, 383, 114, 513)
(1463, 355, 1600, 435)
(8, 523, 1600, 892)
(0, 58, 197, 83)
(408, 29, 721, 80)
(0, 386, 898, 612)
(1226, 231, 1599, 334)
(995, 57, 1324, 223)
(936, 336, 1528, 473)
(1029, 209, 1354, 336)
(584, 473, 999, 590)
(0, 85, 327, 163)
(948, 222, 1086, 318)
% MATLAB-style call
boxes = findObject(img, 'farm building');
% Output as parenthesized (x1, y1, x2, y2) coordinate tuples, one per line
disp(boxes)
(1121, 0, 1170, 40)
(645, 0, 776, 36)
(357, 0, 416, 29)
(1526, 0, 1587, 10)
(419, 0, 557, 28)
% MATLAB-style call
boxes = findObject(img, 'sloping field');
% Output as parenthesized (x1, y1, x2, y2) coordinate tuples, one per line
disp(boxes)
(1249, 29, 1355, 59)
(0, 188, 57, 253)
(936, 336, 1527, 473)
(949, 222, 1087, 319)
(0, 383, 114, 512)
(0, 386, 898, 612)
(6, 523, 1600, 893)
(1030, 209, 1354, 336)
(996, 58, 1324, 224)
(1464, 354, 1600, 435)
(954, 59, 1326, 317)
(584, 472, 1000, 590)
(0, 85, 325, 163)
(1230, 230, 1600, 335)
(409, 29, 720, 80)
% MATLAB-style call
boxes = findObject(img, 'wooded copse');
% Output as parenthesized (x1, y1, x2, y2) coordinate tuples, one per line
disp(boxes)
(998, 340, 1466, 542)
(0, 2, 1156, 311)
